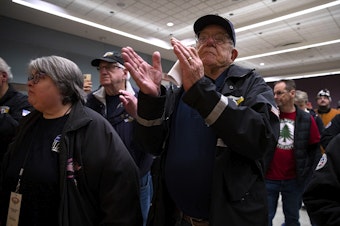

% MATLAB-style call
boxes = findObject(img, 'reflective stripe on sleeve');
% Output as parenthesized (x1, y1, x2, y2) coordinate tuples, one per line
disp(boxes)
(205, 95, 228, 125)
(216, 138, 227, 147)
(136, 115, 163, 127)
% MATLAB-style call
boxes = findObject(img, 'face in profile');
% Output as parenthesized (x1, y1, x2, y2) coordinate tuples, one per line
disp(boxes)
(27, 70, 61, 112)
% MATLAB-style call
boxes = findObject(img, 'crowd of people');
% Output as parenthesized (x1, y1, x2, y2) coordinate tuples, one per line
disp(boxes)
(0, 13, 339, 226)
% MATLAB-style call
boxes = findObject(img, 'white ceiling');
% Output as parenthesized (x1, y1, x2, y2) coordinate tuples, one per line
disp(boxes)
(1, 0, 340, 81)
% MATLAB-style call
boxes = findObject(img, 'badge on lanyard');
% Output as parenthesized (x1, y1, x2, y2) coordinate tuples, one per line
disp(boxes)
(7, 168, 24, 226)
(7, 191, 22, 226)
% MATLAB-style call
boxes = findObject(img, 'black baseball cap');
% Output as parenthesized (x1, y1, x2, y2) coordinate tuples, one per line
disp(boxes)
(91, 51, 124, 67)
(194, 14, 236, 46)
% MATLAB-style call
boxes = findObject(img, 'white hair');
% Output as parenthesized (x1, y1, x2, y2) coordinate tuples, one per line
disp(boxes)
(0, 57, 14, 80)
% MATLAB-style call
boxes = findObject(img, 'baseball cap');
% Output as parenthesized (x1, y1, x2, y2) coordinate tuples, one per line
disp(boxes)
(91, 51, 124, 67)
(194, 14, 236, 46)
(317, 89, 331, 99)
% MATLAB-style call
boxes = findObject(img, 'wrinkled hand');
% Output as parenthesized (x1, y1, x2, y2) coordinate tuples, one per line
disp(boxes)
(121, 47, 162, 96)
(171, 38, 204, 91)
(119, 89, 137, 118)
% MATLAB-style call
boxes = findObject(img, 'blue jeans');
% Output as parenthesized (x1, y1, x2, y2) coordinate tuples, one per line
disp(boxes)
(140, 171, 153, 226)
(266, 179, 303, 226)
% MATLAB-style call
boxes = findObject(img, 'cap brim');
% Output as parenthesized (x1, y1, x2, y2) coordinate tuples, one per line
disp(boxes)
(194, 14, 235, 45)
(91, 58, 118, 67)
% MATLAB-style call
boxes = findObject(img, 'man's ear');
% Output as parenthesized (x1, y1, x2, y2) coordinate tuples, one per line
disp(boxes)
(291, 89, 296, 97)
(123, 68, 129, 80)
(231, 48, 238, 61)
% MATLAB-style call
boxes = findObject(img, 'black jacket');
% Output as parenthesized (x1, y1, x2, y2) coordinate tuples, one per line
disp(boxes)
(321, 114, 340, 149)
(0, 84, 33, 164)
(293, 107, 320, 185)
(309, 109, 324, 134)
(303, 133, 340, 226)
(0, 101, 142, 226)
(135, 64, 280, 226)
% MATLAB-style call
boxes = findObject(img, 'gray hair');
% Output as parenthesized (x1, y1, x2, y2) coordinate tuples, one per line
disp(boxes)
(295, 90, 308, 104)
(28, 55, 86, 104)
(0, 57, 14, 80)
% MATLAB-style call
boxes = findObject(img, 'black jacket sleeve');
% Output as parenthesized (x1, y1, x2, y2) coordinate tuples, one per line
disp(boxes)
(321, 114, 340, 149)
(303, 133, 340, 226)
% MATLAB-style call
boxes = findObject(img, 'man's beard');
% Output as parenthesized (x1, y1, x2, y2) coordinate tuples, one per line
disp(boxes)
(318, 105, 330, 113)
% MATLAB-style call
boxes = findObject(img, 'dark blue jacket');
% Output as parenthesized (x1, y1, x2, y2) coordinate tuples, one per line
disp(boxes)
(135, 64, 280, 226)
(86, 86, 153, 176)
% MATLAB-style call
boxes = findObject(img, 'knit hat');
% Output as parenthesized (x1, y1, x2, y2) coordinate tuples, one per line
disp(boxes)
(317, 89, 331, 101)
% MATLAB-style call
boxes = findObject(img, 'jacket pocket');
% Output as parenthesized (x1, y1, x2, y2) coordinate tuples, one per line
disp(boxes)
(214, 149, 259, 201)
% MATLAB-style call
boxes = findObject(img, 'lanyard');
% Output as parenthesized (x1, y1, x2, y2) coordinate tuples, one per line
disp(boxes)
(14, 124, 38, 193)
(13, 106, 71, 193)
(15, 168, 24, 193)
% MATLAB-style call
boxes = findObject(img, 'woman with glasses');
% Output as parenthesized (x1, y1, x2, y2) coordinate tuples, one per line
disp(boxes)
(0, 55, 142, 226)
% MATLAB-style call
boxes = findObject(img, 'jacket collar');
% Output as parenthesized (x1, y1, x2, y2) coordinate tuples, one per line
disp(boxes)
(63, 101, 92, 132)
(226, 64, 255, 78)
(0, 84, 16, 104)
(92, 80, 136, 105)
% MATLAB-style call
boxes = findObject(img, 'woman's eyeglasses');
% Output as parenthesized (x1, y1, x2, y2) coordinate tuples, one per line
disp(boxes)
(27, 72, 46, 84)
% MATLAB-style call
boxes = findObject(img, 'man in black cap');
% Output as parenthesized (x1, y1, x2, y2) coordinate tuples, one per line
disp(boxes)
(85, 51, 154, 226)
(122, 14, 280, 226)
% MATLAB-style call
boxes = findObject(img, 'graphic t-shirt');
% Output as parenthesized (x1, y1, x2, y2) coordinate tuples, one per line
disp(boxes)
(266, 111, 320, 180)
(266, 111, 297, 180)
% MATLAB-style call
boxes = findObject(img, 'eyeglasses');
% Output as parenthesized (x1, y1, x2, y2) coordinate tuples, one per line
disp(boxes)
(97, 64, 123, 71)
(196, 33, 233, 45)
(274, 90, 288, 96)
(28, 72, 46, 84)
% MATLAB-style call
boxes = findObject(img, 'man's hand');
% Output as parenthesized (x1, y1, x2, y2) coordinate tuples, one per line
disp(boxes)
(119, 90, 138, 118)
(171, 38, 204, 91)
(121, 47, 163, 96)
